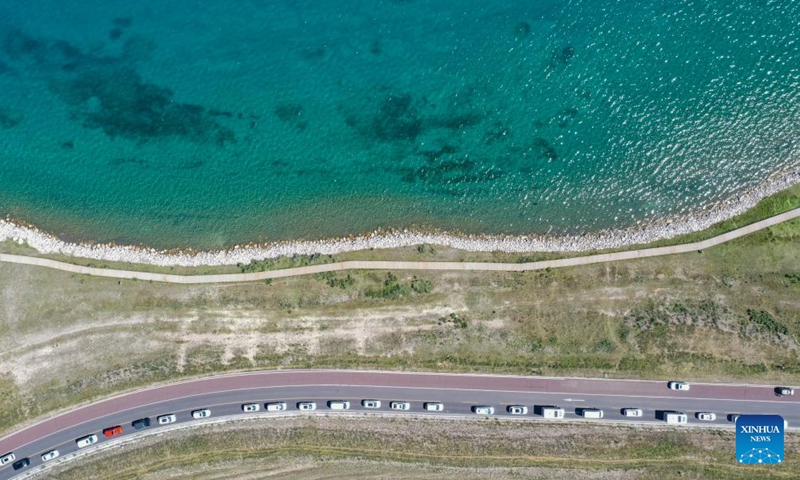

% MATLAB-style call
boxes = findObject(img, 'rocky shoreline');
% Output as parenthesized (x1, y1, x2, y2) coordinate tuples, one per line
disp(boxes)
(1, 169, 798, 268)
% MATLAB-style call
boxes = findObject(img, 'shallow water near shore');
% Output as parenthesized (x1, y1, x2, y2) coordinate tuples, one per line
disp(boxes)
(0, 0, 799, 250)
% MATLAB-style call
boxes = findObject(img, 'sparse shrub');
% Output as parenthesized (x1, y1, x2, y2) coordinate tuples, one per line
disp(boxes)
(452, 314, 468, 329)
(671, 302, 689, 315)
(314, 271, 355, 288)
(365, 272, 410, 299)
(439, 313, 468, 329)
(328, 274, 356, 289)
(617, 325, 630, 342)
(240, 254, 332, 273)
(315, 271, 336, 281)
(410, 278, 434, 294)
(626, 299, 730, 330)
(593, 339, 616, 353)
(746, 309, 789, 336)
(364, 273, 433, 298)
(239, 259, 274, 273)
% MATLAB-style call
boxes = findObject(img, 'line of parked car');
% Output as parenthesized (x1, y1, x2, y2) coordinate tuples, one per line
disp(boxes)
(239, 399, 435, 412)
(0, 411, 190, 472)
(0, 399, 440, 472)
(241, 399, 432, 412)
(464, 404, 770, 426)
(2, 385, 795, 473)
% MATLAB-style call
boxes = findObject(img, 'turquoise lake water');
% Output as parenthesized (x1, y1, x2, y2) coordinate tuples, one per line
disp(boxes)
(0, 0, 798, 249)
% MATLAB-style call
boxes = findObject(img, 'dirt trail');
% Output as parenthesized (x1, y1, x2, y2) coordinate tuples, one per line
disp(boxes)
(1, 208, 799, 284)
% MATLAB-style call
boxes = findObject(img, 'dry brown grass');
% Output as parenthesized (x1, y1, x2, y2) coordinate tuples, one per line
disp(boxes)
(0, 213, 799, 438)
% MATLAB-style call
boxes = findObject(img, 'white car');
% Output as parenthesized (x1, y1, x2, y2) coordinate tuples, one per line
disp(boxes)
(668, 381, 690, 391)
(41, 450, 59, 462)
(776, 387, 795, 396)
(242, 403, 260, 413)
(390, 401, 410, 411)
(424, 402, 444, 412)
(362, 399, 381, 409)
(473, 406, 495, 415)
(75, 434, 98, 448)
(507, 405, 528, 415)
(297, 402, 317, 411)
(328, 400, 350, 410)
(158, 414, 177, 425)
(192, 409, 211, 419)
(0, 453, 15, 466)
(622, 408, 643, 417)
(266, 402, 287, 412)
(696, 412, 716, 421)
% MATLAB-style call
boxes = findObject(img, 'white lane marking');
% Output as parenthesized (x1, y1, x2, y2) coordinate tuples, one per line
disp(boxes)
(108, 383, 798, 406)
(4, 381, 795, 455)
(289, 369, 788, 388)
(16, 382, 798, 441)
(3, 369, 787, 449)
(145, 368, 791, 389)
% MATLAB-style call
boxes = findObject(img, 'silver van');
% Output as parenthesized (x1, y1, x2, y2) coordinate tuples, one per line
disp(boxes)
(580, 408, 604, 419)
(540, 406, 565, 419)
(664, 412, 688, 424)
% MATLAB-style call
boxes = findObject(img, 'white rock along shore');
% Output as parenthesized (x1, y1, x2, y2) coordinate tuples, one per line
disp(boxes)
(1, 169, 798, 268)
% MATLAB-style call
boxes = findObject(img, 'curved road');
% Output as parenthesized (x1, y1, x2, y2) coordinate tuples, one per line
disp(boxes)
(1, 209, 799, 284)
(0, 370, 797, 478)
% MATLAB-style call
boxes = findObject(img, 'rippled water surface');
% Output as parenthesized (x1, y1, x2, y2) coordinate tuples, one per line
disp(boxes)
(0, 0, 798, 248)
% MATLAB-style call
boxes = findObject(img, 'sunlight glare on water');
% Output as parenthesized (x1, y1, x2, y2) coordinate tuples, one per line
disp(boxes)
(0, 0, 797, 249)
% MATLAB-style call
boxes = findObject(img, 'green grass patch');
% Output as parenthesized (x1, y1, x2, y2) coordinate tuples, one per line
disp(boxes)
(364, 272, 436, 299)
(747, 309, 789, 336)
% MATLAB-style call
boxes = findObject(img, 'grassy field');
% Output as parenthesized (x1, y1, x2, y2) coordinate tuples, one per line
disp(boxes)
(41, 416, 799, 479)
(0, 186, 798, 445)
(0, 209, 799, 438)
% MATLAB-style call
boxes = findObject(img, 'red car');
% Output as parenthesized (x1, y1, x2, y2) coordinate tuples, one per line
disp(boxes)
(103, 426, 123, 437)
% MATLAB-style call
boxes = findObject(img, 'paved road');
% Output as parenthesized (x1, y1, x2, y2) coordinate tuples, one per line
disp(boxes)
(0, 370, 797, 478)
(1, 209, 799, 284)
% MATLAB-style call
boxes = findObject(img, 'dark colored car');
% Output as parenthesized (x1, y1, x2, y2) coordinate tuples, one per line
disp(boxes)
(132, 417, 151, 430)
(12, 458, 30, 470)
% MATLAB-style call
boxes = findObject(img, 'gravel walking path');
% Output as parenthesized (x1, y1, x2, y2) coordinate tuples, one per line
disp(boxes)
(1, 208, 798, 284)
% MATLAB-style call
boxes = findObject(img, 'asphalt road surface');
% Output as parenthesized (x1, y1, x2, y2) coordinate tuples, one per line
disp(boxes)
(0, 370, 797, 478)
